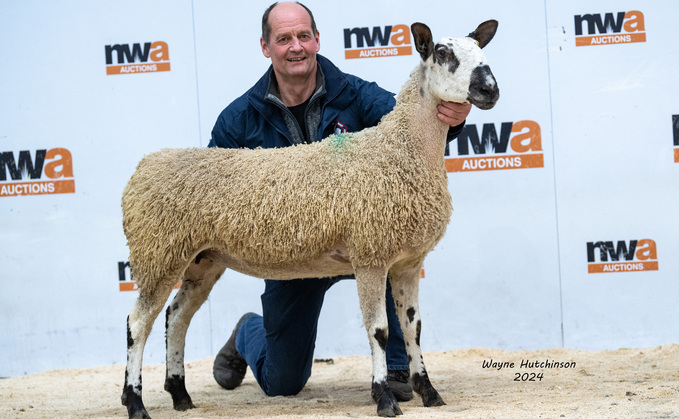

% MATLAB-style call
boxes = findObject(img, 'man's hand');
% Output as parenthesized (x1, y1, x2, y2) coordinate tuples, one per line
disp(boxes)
(437, 101, 472, 127)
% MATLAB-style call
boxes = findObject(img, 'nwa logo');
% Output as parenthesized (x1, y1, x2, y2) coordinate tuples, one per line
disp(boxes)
(574, 10, 646, 47)
(343, 24, 412, 59)
(1, 148, 75, 197)
(445, 120, 543, 172)
(673, 114, 679, 163)
(118, 261, 180, 291)
(105, 41, 170, 75)
(587, 239, 658, 273)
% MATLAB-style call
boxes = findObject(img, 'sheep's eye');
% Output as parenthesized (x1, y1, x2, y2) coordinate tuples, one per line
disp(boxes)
(437, 49, 447, 59)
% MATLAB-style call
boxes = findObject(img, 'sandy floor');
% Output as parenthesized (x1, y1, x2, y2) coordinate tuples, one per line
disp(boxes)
(2, 345, 678, 418)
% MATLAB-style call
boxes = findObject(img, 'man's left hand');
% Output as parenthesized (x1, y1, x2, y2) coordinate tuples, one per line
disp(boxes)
(437, 101, 472, 127)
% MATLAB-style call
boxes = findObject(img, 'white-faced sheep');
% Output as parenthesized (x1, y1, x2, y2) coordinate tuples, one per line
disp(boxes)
(121, 21, 499, 418)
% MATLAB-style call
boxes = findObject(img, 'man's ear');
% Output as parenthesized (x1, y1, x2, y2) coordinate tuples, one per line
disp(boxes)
(468, 20, 498, 49)
(261, 37, 271, 58)
(411, 22, 434, 61)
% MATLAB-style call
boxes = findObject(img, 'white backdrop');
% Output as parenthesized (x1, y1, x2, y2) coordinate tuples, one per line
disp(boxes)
(1, 0, 677, 377)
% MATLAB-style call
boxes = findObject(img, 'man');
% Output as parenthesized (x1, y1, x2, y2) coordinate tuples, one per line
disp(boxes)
(210, 1, 471, 401)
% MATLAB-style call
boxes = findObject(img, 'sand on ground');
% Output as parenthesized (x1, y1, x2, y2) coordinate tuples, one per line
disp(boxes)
(2, 345, 679, 418)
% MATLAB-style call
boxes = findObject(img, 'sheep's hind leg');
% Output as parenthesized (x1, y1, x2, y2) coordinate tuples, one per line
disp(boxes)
(355, 266, 402, 417)
(389, 262, 445, 408)
(165, 251, 226, 411)
(122, 284, 175, 419)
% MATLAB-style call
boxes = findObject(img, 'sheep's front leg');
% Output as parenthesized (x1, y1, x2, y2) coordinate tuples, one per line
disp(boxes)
(164, 253, 226, 411)
(122, 285, 174, 419)
(389, 263, 445, 408)
(355, 266, 402, 417)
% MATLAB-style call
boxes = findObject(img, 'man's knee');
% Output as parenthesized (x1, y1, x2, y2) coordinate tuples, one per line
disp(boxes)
(261, 370, 310, 396)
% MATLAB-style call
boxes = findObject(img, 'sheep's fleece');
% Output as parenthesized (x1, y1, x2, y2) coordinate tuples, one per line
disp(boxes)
(122, 69, 452, 289)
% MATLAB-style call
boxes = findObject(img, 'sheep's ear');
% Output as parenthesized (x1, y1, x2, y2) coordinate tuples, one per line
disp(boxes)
(411, 22, 434, 61)
(468, 20, 498, 49)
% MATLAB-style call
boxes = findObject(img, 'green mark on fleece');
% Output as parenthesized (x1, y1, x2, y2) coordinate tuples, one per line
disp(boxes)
(329, 133, 352, 150)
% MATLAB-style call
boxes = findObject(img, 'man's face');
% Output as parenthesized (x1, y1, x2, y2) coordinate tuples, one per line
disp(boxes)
(261, 3, 320, 83)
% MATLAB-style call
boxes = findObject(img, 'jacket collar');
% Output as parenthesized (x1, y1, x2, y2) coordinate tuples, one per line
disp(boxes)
(249, 54, 348, 112)
(248, 54, 356, 141)
(263, 59, 326, 110)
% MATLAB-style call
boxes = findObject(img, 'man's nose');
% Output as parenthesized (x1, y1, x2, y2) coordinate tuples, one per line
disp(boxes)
(290, 37, 303, 50)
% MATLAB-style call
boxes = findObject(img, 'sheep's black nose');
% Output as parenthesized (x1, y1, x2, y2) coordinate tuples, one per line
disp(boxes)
(477, 85, 495, 96)
(468, 65, 499, 107)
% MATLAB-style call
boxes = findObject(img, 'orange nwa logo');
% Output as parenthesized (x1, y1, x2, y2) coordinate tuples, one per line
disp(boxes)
(1, 148, 75, 197)
(587, 239, 658, 273)
(673, 114, 679, 163)
(343, 25, 412, 59)
(445, 120, 543, 172)
(118, 261, 180, 292)
(574, 11, 646, 47)
(105, 41, 170, 75)
(118, 261, 138, 292)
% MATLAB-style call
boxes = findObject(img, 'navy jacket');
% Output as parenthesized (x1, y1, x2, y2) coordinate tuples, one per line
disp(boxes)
(209, 55, 398, 149)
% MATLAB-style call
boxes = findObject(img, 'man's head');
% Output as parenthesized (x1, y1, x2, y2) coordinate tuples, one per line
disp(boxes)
(262, 1, 317, 45)
(260, 2, 320, 84)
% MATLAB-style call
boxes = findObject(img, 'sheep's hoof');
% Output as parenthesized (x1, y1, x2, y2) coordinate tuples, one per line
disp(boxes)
(173, 398, 195, 411)
(419, 386, 445, 407)
(376, 391, 403, 417)
(423, 392, 446, 407)
(126, 402, 151, 419)
(412, 372, 446, 407)
(129, 410, 152, 419)
(122, 386, 152, 419)
(165, 375, 196, 411)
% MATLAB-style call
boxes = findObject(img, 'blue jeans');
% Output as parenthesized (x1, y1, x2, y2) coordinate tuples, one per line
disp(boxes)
(235, 277, 409, 396)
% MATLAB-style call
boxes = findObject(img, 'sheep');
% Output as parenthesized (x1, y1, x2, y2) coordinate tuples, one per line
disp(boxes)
(120, 20, 499, 419)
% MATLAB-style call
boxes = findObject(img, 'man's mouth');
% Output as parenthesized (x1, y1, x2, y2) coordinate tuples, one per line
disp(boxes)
(287, 57, 306, 62)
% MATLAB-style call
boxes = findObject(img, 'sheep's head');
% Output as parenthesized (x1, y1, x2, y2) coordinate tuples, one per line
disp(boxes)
(411, 21, 499, 110)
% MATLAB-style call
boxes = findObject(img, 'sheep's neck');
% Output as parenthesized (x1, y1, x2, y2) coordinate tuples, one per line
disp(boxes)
(386, 75, 450, 172)
(411, 97, 449, 171)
